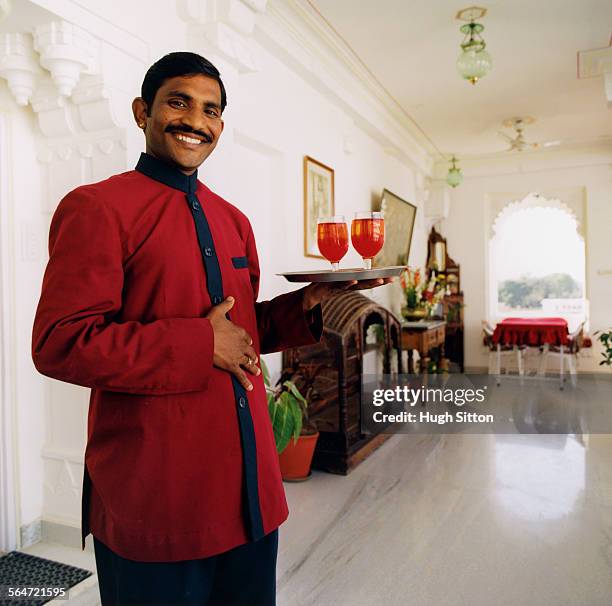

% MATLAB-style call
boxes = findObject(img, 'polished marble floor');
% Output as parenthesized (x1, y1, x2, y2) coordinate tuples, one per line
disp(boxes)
(278, 433, 612, 606)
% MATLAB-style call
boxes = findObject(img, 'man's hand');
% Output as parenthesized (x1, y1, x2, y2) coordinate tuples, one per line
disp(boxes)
(302, 277, 395, 310)
(206, 297, 260, 391)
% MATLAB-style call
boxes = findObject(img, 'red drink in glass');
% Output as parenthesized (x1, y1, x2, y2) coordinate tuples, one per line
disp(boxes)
(317, 217, 348, 271)
(351, 212, 384, 269)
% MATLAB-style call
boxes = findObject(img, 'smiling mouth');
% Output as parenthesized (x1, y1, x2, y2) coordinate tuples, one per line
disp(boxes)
(171, 132, 208, 146)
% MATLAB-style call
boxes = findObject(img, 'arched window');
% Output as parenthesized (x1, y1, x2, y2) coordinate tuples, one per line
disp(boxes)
(489, 193, 586, 330)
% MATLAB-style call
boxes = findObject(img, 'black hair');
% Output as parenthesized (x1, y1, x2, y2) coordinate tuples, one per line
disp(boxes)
(140, 52, 227, 115)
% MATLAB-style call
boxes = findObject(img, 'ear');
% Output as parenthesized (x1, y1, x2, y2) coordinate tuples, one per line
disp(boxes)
(132, 97, 148, 130)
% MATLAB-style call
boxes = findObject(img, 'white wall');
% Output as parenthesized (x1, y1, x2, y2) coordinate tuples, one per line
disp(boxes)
(0, 86, 47, 538)
(1, 0, 430, 543)
(438, 151, 612, 371)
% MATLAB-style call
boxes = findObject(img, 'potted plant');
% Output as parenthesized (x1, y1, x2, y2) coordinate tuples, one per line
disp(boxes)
(595, 328, 612, 368)
(261, 359, 320, 481)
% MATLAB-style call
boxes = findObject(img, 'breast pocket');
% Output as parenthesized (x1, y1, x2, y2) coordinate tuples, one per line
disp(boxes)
(228, 255, 252, 301)
(231, 256, 249, 269)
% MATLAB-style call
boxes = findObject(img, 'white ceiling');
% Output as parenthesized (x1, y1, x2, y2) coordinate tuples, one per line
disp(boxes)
(311, 0, 612, 157)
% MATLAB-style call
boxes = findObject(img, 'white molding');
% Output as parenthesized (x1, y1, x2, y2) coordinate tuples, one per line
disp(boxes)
(37, 128, 128, 212)
(578, 43, 612, 107)
(20, 518, 42, 549)
(0, 32, 43, 106)
(33, 20, 99, 97)
(42, 518, 93, 551)
(0, 114, 20, 553)
(41, 447, 84, 465)
(178, 0, 267, 73)
(433, 141, 612, 180)
(30, 76, 74, 138)
(488, 188, 587, 239)
(41, 448, 83, 527)
(425, 180, 450, 221)
(31, 0, 149, 61)
(178, 0, 267, 34)
(255, 0, 435, 175)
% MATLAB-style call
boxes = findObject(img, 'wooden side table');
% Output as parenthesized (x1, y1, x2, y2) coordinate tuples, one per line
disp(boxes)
(401, 320, 446, 373)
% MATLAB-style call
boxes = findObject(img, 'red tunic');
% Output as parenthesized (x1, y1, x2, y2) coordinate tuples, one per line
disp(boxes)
(32, 153, 322, 562)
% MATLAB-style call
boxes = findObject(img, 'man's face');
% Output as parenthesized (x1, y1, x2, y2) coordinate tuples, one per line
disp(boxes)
(132, 74, 224, 174)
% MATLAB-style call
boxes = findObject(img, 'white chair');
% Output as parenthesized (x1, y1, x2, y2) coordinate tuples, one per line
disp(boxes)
(482, 321, 525, 385)
(538, 322, 584, 388)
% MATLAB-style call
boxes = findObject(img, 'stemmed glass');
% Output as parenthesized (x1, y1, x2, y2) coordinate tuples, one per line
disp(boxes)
(351, 211, 385, 270)
(317, 216, 349, 271)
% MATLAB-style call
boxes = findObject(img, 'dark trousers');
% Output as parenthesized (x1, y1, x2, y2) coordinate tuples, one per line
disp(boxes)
(93, 530, 278, 606)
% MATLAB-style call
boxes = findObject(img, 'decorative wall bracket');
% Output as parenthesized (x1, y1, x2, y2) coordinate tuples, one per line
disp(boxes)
(0, 15, 141, 209)
(578, 41, 612, 109)
(177, 0, 267, 73)
(33, 21, 98, 98)
(425, 180, 451, 220)
(0, 32, 42, 106)
(0, 20, 101, 118)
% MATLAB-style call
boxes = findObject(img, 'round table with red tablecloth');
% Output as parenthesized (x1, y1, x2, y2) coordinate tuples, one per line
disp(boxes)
(492, 317, 569, 347)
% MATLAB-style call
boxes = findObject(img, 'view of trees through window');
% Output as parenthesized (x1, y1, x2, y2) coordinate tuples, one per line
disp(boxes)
(490, 198, 585, 319)
(498, 273, 582, 309)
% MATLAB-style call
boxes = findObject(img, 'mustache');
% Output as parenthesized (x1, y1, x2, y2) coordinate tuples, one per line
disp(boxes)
(165, 124, 213, 143)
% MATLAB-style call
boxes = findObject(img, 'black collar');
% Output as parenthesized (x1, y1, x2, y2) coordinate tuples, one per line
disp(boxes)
(135, 152, 198, 194)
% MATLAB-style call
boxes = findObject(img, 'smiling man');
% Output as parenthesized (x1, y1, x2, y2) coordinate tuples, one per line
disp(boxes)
(32, 52, 386, 605)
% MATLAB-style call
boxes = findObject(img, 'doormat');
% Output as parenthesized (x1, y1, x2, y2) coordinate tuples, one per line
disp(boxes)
(0, 551, 92, 605)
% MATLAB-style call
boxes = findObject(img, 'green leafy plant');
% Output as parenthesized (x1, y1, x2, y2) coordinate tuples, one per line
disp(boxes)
(594, 328, 612, 368)
(261, 359, 311, 454)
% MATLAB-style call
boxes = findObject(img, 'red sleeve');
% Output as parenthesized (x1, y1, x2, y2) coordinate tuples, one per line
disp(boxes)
(245, 226, 323, 354)
(31, 187, 215, 395)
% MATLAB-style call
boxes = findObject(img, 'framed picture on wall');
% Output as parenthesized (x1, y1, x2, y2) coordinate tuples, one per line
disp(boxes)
(303, 155, 335, 258)
(374, 188, 417, 267)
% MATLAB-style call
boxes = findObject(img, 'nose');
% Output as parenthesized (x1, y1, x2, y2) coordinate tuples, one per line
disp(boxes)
(180, 106, 214, 138)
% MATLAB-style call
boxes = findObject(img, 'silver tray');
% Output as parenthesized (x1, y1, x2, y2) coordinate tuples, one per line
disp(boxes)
(279, 266, 405, 283)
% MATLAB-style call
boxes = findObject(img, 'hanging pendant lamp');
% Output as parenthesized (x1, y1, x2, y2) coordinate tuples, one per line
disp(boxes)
(456, 7, 492, 85)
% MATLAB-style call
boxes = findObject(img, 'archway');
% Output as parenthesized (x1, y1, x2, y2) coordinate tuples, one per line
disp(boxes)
(488, 193, 586, 330)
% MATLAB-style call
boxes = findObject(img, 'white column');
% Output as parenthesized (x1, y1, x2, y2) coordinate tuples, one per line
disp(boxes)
(0, 12, 144, 534)
(0, 112, 19, 552)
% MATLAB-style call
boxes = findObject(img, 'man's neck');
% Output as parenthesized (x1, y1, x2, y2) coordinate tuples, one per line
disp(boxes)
(135, 152, 198, 194)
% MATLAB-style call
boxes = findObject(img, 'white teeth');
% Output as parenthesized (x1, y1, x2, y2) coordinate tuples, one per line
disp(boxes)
(175, 133, 202, 145)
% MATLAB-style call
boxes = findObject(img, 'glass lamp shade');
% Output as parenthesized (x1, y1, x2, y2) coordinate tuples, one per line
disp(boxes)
(457, 48, 492, 84)
(446, 167, 463, 188)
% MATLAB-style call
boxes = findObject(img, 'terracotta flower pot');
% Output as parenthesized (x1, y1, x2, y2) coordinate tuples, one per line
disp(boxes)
(278, 432, 319, 481)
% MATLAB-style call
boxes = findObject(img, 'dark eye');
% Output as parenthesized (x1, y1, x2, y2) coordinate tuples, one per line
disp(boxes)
(169, 99, 187, 109)
(205, 108, 220, 118)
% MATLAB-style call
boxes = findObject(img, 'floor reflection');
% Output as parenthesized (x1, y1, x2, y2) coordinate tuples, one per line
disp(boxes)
(279, 432, 612, 606)
(494, 434, 586, 520)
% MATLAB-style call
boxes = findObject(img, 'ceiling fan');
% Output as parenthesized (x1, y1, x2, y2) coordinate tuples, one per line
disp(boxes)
(498, 117, 561, 152)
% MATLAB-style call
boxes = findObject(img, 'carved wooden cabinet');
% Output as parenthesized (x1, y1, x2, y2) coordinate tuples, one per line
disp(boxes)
(282, 291, 403, 474)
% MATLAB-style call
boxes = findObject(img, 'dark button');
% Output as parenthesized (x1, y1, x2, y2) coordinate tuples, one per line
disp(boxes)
(204, 247, 213, 257)
(212, 295, 222, 304)
(191, 200, 200, 211)
(238, 396, 247, 408)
